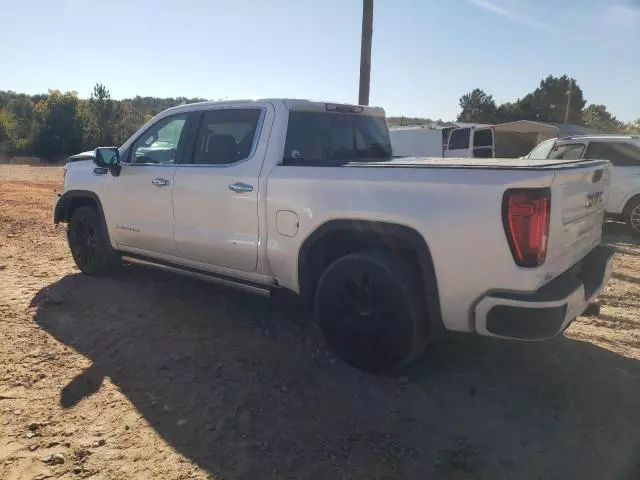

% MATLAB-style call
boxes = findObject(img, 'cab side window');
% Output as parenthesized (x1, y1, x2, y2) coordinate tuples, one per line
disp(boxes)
(129, 114, 188, 164)
(584, 141, 640, 167)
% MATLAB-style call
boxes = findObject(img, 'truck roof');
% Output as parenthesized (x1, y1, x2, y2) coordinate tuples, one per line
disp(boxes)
(558, 134, 640, 142)
(162, 98, 385, 117)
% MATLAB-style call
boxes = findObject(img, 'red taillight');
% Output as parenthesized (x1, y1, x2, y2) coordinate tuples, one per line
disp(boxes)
(502, 188, 551, 267)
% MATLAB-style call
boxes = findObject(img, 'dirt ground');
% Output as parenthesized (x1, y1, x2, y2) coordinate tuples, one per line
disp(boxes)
(1, 164, 639, 480)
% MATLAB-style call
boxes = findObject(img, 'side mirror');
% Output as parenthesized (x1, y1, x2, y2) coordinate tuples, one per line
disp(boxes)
(94, 147, 121, 176)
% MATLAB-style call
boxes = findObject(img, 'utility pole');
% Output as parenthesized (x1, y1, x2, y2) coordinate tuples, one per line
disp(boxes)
(564, 79, 573, 124)
(358, 0, 373, 106)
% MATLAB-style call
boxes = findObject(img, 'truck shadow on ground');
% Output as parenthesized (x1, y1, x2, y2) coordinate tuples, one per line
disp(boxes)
(31, 268, 640, 480)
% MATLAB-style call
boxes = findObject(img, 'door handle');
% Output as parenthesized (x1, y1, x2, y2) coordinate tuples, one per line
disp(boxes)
(229, 182, 253, 193)
(152, 178, 170, 187)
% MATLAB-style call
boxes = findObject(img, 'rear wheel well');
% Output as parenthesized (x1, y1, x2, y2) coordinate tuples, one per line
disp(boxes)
(298, 220, 443, 334)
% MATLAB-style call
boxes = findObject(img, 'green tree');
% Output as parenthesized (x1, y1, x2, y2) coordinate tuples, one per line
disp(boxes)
(32, 90, 85, 160)
(0, 109, 19, 153)
(520, 75, 585, 124)
(622, 117, 640, 133)
(582, 104, 623, 133)
(457, 89, 498, 123)
(89, 83, 118, 145)
(495, 101, 525, 123)
(112, 101, 147, 145)
(387, 116, 436, 127)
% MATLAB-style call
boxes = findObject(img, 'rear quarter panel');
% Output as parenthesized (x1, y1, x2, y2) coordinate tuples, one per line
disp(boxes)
(266, 164, 561, 333)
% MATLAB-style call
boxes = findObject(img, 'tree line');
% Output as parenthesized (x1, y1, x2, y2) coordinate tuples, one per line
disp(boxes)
(0, 84, 205, 160)
(390, 74, 639, 133)
(1, 77, 638, 160)
(456, 75, 639, 133)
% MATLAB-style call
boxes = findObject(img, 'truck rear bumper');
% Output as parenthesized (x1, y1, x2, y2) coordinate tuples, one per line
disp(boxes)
(474, 245, 615, 340)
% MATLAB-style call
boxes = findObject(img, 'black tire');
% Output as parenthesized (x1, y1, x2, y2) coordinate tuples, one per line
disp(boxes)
(624, 196, 640, 238)
(67, 206, 120, 276)
(314, 250, 429, 374)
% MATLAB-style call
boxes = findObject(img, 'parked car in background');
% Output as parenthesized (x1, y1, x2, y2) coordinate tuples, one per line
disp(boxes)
(524, 135, 640, 236)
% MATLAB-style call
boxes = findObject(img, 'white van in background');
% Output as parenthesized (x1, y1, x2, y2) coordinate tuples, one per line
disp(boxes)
(389, 126, 452, 157)
(390, 124, 496, 158)
(443, 125, 495, 158)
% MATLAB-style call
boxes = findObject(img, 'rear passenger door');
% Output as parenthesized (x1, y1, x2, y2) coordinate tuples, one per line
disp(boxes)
(171, 104, 273, 272)
(584, 141, 640, 214)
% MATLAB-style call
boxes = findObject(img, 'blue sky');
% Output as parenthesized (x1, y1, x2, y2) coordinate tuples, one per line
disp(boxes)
(1, 0, 638, 121)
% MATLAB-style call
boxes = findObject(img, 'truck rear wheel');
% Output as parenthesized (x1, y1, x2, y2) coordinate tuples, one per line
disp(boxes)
(68, 206, 120, 276)
(314, 250, 428, 374)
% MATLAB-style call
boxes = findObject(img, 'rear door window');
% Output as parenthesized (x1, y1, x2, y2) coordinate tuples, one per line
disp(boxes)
(448, 128, 470, 150)
(584, 141, 640, 167)
(190, 108, 262, 165)
(548, 143, 585, 160)
(283, 111, 391, 165)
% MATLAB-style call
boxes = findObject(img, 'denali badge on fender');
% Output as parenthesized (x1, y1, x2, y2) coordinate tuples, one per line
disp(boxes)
(585, 191, 603, 208)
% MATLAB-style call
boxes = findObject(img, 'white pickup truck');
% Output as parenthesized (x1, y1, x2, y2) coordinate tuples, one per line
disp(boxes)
(54, 99, 615, 373)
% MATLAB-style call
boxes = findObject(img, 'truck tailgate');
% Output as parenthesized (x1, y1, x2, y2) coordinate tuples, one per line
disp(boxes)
(546, 162, 610, 276)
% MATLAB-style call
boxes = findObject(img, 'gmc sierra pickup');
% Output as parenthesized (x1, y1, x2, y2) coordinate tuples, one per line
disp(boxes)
(54, 99, 615, 373)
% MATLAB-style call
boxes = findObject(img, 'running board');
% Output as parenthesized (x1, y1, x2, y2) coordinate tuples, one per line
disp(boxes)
(120, 255, 271, 297)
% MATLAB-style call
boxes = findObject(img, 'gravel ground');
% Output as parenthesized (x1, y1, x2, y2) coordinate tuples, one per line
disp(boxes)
(1, 164, 639, 480)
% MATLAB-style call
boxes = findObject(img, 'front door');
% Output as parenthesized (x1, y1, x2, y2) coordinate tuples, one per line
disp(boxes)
(106, 112, 192, 256)
(172, 105, 272, 272)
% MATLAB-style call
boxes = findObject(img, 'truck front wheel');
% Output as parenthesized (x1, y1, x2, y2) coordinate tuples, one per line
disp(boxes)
(314, 250, 429, 374)
(68, 206, 120, 276)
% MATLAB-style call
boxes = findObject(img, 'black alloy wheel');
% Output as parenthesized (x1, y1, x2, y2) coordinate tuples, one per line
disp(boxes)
(315, 250, 428, 374)
(67, 206, 120, 276)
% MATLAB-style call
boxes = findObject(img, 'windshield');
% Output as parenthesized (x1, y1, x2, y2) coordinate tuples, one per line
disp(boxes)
(283, 111, 392, 165)
(526, 138, 556, 159)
